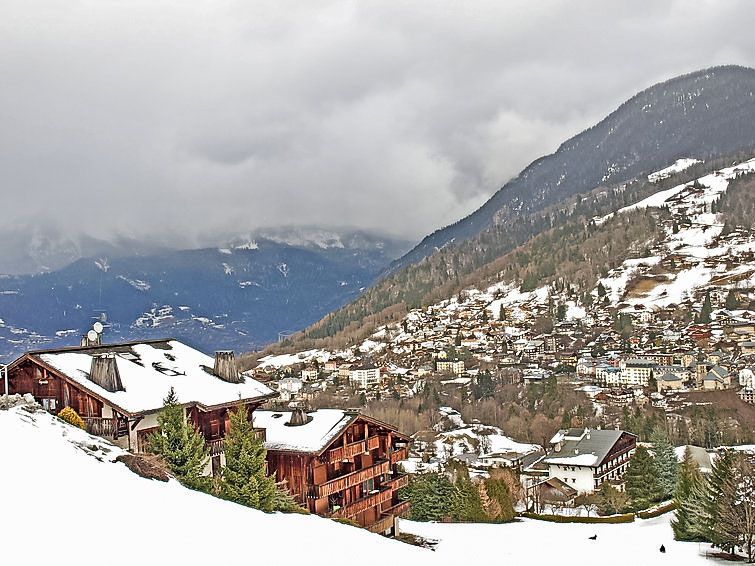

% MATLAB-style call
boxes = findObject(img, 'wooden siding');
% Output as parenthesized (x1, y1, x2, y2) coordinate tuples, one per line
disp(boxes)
(315, 459, 389, 498)
(330, 488, 392, 519)
(384, 473, 409, 491)
(367, 514, 395, 534)
(390, 447, 408, 465)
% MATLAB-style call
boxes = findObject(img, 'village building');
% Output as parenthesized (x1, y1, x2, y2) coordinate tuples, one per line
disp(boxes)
(543, 428, 636, 494)
(349, 362, 381, 389)
(0, 339, 277, 474)
(435, 358, 465, 375)
(301, 366, 319, 381)
(278, 376, 304, 401)
(253, 408, 410, 534)
(657, 372, 685, 393)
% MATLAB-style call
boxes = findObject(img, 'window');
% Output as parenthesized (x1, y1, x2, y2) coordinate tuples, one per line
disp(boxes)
(42, 398, 57, 411)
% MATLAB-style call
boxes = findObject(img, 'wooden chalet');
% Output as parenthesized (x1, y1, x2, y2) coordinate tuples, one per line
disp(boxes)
(253, 408, 411, 535)
(1, 339, 277, 474)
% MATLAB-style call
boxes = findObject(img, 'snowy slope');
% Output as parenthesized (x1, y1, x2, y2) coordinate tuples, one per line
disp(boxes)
(597, 157, 755, 308)
(0, 406, 721, 565)
(0, 406, 425, 566)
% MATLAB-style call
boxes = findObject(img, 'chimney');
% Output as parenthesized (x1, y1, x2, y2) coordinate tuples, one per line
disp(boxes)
(214, 351, 242, 383)
(287, 407, 310, 427)
(89, 354, 124, 392)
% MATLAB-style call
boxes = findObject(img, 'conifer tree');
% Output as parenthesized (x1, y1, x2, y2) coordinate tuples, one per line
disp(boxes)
(715, 454, 754, 560)
(672, 446, 703, 541)
(625, 446, 663, 511)
(680, 449, 736, 544)
(484, 477, 516, 522)
(699, 291, 713, 323)
(452, 475, 488, 522)
(220, 403, 276, 512)
(149, 388, 209, 491)
(725, 290, 739, 311)
(650, 425, 679, 499)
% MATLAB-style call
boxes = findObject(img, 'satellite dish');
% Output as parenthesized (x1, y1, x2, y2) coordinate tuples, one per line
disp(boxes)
(93, 321, 104, 334)
(99, 312, 107, 323)
(87, 330, 98, 342)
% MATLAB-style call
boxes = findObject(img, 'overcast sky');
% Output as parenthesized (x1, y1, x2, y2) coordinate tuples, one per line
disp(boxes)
(2, 0, 754, 247)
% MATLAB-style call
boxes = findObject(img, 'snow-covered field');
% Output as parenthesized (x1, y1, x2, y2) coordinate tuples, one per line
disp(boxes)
(0, 406, 729, 565)
(401, 514, 719, 566)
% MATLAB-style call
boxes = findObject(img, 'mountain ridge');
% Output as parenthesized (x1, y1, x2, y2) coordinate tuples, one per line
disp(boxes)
(388, 64, 755, 273)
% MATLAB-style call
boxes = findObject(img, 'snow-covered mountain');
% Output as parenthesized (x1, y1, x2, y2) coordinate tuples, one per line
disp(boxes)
(390, 65, 755, 272)
(0, 232, 411, 360)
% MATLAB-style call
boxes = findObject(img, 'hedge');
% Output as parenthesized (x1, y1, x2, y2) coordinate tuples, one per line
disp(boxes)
(637, 501, 676, 519)
(521, 512, 635, 524)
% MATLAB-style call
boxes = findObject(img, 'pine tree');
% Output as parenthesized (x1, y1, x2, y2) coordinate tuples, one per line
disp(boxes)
(220, 403, 276, 512)
(715, 454, 754, 560)
(597, 481, 630, 515)
(625, 446, 663, 511)
(699, 291, 713, 323)
(484, 477, 516, 522)
(725, 290, 739, 311)
(680, 449, 736, 544)
(148, 388, 209, 491)
(672, 446, 704, 541)
(452, 475, 488, 522)
(405, 472, 456, 521)
(650, 425, 679, 499)
(597, 282, 607, 297)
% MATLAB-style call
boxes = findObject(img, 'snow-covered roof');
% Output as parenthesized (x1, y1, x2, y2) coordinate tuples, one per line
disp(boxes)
(254, 409, 357, 453)
(544, 428, 630, 469)
(30, 339, 275, 415)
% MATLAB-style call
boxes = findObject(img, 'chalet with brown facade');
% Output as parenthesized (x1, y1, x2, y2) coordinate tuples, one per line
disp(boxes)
(1, 339, 276, 474)
(253, 408, 411, 535)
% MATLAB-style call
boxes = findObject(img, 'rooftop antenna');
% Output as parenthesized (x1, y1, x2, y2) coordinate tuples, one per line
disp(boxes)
(81, 319, 105, 347)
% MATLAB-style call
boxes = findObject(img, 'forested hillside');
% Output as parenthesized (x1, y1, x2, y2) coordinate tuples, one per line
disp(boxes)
(251, 149, 753, 362)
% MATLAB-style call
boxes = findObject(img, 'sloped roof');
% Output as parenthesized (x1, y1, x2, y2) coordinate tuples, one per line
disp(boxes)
(544, 429, 628, 468)
(254, 409, 409, 454)
(21, 339, 275, 415)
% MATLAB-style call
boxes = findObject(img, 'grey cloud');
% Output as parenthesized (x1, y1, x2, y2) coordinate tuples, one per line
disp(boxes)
(1, 0, 754, 249)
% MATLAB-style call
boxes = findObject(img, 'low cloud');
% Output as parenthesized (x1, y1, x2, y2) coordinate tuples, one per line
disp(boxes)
(1, 0, 753, 245)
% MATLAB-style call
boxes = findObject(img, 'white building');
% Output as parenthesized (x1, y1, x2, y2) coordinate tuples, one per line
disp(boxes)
(543, 428, 637, 494)
(349, 363, 381, 389)
(618, 358, 655, 387)
(278, 377, 304, 401)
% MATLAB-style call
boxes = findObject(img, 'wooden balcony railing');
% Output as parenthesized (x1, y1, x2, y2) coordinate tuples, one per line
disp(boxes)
(367, 436, 380, 451)
(204, 429, 265, 458)
(382, 500, 410, 519)
(384, 473, 409, 491)
(390, 447, 408, 465)
(366, 514, 395, 534)
(207, 438, 224, 457)
(328, 439, 366, 462)
(314, 460, 390, 498)
(327, 436, 381, 462)
(330, 488, 392, 519)
(83, 416, 115, 438)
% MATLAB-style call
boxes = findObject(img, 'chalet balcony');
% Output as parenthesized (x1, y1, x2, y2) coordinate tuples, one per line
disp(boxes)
(384, 472, 409, 491)
(366, 514, 395, 534)
(327, 435, 381, 462)
(390, 447, 408, 465)
(82, 417, 127, 439)
(314, 459, 390, 498)
(205, 428, 266, 458)
(329, 488, 392, 519)
(382, 500, 410, 519)
(366, 435, 380, 451)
